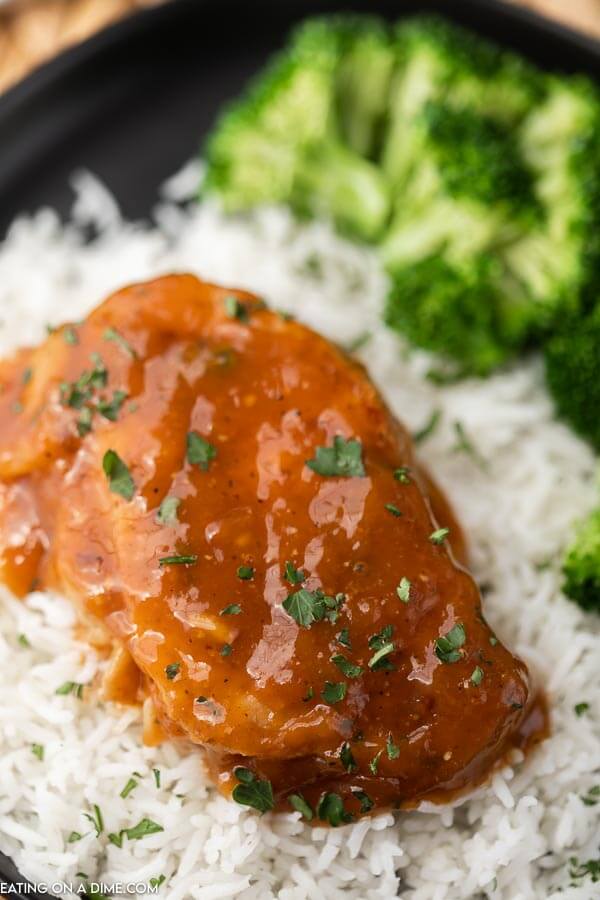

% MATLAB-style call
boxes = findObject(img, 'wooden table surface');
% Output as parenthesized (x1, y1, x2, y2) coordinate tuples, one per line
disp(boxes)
(0, 0, 599, 94)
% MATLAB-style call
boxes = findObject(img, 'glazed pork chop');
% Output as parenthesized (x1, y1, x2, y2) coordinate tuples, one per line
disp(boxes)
(0, 274, 540, 821)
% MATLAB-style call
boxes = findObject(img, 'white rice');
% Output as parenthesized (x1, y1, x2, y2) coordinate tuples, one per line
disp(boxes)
(0, 163, 599, 899)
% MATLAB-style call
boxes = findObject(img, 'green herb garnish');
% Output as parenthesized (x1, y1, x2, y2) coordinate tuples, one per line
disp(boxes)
(224, 295, 249, 322)
(396, 577, 411, 603)
(120, 777, 138, 799)
(125, 818, 164, 840)
(386, 734, 400, 759)
(306, 435, 366, 478)
(316, 792, 353, 826)
(336, 628, 351, 648)
(220, 603, 242, 616)
(435, 623, 466, 663)
(471, 665, 484, 685)
(384, 503, 402, 517)
(351, 789, 374, 813)
(283, 588, 344, 627)
(186, 431, 217, 471)
(157, 496, 180, 525)
(63, 327, 79, 346)
(220, 643, 233, 657)
(331, 654, 363, 679)
(97, 389, 128, 421)
(237, 565, 254, 580)
(103, 327, 137, 358)
(153, 768, 161, 788)
(83, 804, 104, 836)
(321, 682, 347, 705)
(232, 767, 274, 814)
(159, 554, 198, 566)
(284, 560, 305, 585)
(102, 449, 135, 500)
(393, 467, 411, 484)
(31, 743, 44, 761)
(413, 409, 441, 444)
(429, 527, 450, 545)
(574, 702, 589, 717)
(165, 662, 180, 680)
(288, 793, 313, 820)
(369, 750, 383, 774)
(56, 681, 84, 698)
(340, 742, 357, 772)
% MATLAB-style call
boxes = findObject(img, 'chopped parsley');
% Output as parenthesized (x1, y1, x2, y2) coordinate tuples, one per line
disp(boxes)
(77, 407, 93, 436)
(149, 876, 166, 889)
(126, 818, 164, 840)
(302, 686, 314, 702)
(284, 560, 305, 585)
(103, 327, 137, 358)
(336, 627, 351, 648)
(165, 662, 180, 680)
(569, 855, 600, 884)
(17, 634, 30, 648)
(283, 588, 344, 627)
(369, 750, 383, 774)
(306, 435, 366, 478)
(120, 777, 138, 799)
(237, 565, 254, 580)
(351, 789, 374, 813)
(83, 804, 104, 837)
(429, 527, 450, 545)
(159, 554, 198, 566)
(384, 503, 402, 517)
(67, 831, 83, 843)
(31, 743, 44, 761)
(393, 467, 411, 484)
(156, 496, 180, 525)
(224, 295, 249, 322)
(340, 742, 357, 772)
(471, 665, 484, 685)
(97, 389, 128, 421)
(220, 603, 242, 616)
(232, 767, 274, 814)
(489, 635, 498, 646)
(321, 681, 347, 705)
(63, 327, 79, 346)
(288, 793, 313, 820)
(22, 367, 32, 385)
(575, 702, 590, 717)
(396, 577, 411, 603)
(386, 734, 400, 760)
(452, 421, 488, 472)
(56, 681, 84, 698)
(435, 623, 466, 663)
(102, 449, 135, 500)
(368, 625, 396, 671)
(153, 768, 161, 788)
(413, 409, 441, 444)
(220, 643, 233, 657)
(186, 431, 217, 471)
(582, 785, 600, 806)
(316, 792, 353, 826)
(331, 654, 363, 679)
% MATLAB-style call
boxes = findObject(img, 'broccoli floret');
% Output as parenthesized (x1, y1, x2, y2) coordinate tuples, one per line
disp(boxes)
(204, 16, 392, 239)
(544, 305, 600, 450)
(331, 16, 396, 158)
(562, 508, 600, 613)
(385, 255, 515, 376)
(421, 100, 539, 216)
(204, 19, 339, 210)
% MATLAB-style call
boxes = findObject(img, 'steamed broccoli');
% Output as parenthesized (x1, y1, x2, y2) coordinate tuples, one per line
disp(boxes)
(544, 305, 600, 450)
(384, 255, 512, 376)
(205, 12, 600, 377)
(562, 508, 600, 613)
(205, 16, 393, 240)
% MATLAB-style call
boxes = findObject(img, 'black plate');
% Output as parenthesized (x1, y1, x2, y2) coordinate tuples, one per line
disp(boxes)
(0, 0, 598, 895)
